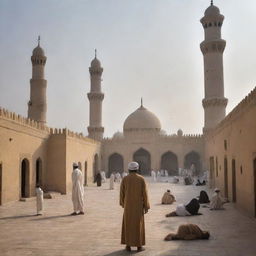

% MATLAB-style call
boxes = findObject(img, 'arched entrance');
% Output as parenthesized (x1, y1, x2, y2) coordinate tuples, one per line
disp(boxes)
(133, 148, 151, 176)
(184, 151, 201, 175)
(232, 159, 236, 203)
(108, 153, 124, 177)
(21, 159, 30, 198)
(84, 161, 88, 186)
(224, 157, 228, 198)
(160, 151, 178, 175)
(93, 154, 99, 177)
(36, 158, 42, 187)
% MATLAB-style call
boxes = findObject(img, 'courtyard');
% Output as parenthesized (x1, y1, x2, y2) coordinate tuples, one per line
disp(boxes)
(0, 178, 256, 256)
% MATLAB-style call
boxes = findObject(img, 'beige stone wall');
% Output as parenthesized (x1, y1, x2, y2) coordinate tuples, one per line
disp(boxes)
(0, 108, 101, 204)
(102, 132, 204, 175)
(205, 87, 256, 217)
(0, 109, 49, 204)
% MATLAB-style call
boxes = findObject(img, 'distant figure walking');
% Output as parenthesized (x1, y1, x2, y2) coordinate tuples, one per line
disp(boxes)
(36, 185, 43, 216)
(151, 170, 156, 182)
(109, 173, 115, 190)
(120, 162, 150, 252)
(71, 163, 84, 215)
(95, 172, 102, 187)
(164, 224, 210, 241)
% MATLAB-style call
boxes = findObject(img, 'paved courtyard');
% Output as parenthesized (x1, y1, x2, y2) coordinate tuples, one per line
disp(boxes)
(1, 177, 256, 256)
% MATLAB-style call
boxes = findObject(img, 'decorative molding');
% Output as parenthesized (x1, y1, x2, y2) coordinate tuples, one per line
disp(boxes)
(200, 39, 226, 54)
(87, 92, 104, 101)
(202, 97, 228, 108)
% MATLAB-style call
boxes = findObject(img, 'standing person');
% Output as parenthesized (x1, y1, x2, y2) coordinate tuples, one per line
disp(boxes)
(101, 171, 106, 183)
(151, 170, 156, 182)
(95, 172, 102, 187)
(36, 185, 43, 216)
(120, 162, 150, 252)
(71, 163, 85, 215)
(109, 173, 115, 190)
(115, 172, 122, 183)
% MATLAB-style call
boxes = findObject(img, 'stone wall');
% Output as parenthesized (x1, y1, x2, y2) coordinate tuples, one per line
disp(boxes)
(205, 87, 256, 216)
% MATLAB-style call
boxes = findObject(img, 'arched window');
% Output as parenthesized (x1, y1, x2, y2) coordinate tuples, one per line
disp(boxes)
(108, 153, 124, 177)
(133, 148, 151, 176)
(184, 151, 201, 175)
(21, 158, 30, 198)
(36, 158, 42, 187)
(161, 151, 178, 175)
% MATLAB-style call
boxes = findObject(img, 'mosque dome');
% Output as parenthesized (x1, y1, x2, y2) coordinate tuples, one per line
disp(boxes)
(204, 4, 220, 16)
(113, 131, 124, 139)
(177, 129, 183, 136)
(91, 57, 101, 68)
(32, 45, 45, 56)
(123, 105, 161, 132)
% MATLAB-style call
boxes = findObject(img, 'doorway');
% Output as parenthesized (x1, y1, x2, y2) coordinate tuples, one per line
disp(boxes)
(232, 159, 236, 203)
(36, 158, 42, 187)
(224, 157, 228, 199)
(21, 159, 30, 198)
(133, 148, 151, 175)
(84, 161, 88, 186)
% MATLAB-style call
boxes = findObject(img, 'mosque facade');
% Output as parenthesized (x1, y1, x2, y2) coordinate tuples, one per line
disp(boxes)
(0, 3, 256, 217)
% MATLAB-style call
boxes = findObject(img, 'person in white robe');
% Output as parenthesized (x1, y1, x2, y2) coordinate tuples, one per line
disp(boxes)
(173, 176, 179, 183)
(71, 163, 85, 215)
(101, 171, 106, 183)
(36, 185, 43, 216)
(157, 171, 161, 182)
(210, 188, 226, 210)
(164, 170, 169, 177)
(151, 170, 156, 182)
(122, 171, 128, 178)
(110, 173, 115, 189)
(115, 172, 122, 183)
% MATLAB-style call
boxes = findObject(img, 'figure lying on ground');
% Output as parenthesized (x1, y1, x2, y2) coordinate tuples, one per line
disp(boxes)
(166, 198, 201, 217)
(164, 224, 210, 240)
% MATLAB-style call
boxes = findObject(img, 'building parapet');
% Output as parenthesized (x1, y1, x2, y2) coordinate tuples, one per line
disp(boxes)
(208, 86, 256, 136)
(0, 107, 50, 132)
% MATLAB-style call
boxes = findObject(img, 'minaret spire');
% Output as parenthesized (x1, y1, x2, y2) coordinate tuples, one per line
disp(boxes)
(95, 49, 97, 58)
(211, 0, 213, 6)
(141, 97, 143, 107)
(38, 35, 40, 46)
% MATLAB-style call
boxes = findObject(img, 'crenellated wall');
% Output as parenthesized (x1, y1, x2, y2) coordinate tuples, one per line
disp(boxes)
(0, 107, 101, 204)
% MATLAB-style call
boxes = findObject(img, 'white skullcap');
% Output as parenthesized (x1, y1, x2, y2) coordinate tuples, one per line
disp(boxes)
(73, 162, 78, 168)
(128, 161, 139, 171)
(214, 188, 220, 192)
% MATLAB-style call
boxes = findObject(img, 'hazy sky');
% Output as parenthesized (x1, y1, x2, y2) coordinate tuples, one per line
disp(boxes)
(1, 0, 256, 138)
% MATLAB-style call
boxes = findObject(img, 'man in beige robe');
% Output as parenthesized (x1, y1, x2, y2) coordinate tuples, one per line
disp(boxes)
(120, 162, 150, 252)
(164, 224, 210, 240)
(161, 190, 175, 204)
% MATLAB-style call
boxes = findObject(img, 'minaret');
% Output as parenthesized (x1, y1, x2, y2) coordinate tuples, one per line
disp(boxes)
(200, 1, 228, 133)
(87, 50, 104, 140)
(28, 36, 47, 124)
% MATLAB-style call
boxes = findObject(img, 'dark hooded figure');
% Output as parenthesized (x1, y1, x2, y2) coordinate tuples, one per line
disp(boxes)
(185, 198, 200, 215)
(95, 172, 102, 187)
(198, 190, 210, 204)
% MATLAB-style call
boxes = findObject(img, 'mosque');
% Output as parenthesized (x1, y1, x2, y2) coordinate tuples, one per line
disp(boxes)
(0, 2, 256, 217)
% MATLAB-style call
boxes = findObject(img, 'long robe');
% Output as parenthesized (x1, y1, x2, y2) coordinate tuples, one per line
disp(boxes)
(109, 173, 115, 189)
(120, 172, 150, 247)
(72, 168, 84, 212)
(165, 224, 208, 240)
(161, 192, 175, 204)
(210, 192, 225, 210)
(36, 187, 43, 214)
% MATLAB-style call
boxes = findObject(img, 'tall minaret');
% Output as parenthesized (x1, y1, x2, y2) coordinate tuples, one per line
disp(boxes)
(200, 1, 228, 133)
(87, 50, 104, 140)
(28, 36, 47, 124)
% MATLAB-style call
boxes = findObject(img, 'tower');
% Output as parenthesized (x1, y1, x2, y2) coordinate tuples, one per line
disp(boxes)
(28, 37, 47, 124)
(87, 50, 104, 140)
(200, 1, 228, 133)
